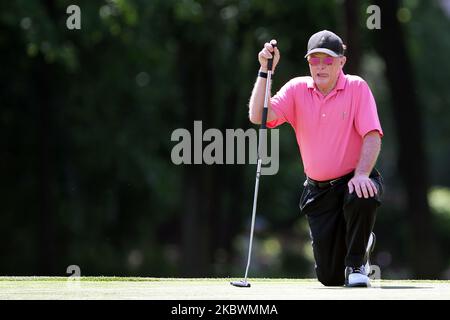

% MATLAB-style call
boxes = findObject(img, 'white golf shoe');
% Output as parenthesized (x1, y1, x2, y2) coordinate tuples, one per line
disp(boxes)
(345, 232, 376, 288)
(345, 265, 370, 287)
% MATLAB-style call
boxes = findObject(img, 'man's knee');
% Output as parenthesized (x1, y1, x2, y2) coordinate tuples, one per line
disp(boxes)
(344, 193, 380, 211)
(317, 275, 345, 287)
(316, 269, 345, 287)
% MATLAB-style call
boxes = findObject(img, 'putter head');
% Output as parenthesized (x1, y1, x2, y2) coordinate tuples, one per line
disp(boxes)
(230, 280, 251, 288)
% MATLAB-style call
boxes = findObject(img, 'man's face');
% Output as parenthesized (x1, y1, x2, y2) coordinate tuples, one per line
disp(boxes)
(307, 53, 346, 90)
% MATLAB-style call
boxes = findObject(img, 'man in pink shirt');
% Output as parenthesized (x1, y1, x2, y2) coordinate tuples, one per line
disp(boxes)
(248, 30, 384, 287)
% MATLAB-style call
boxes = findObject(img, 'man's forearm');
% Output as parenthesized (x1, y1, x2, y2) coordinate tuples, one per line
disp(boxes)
(354, 131, 381, 176)
(248, 71, 271, 124)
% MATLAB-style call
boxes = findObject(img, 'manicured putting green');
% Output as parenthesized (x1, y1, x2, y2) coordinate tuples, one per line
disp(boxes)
(0, 277, 449, 300)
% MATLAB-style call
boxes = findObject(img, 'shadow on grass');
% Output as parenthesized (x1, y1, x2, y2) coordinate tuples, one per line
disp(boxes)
(378, 286, 433, 289)
(316, 286, 433, 289)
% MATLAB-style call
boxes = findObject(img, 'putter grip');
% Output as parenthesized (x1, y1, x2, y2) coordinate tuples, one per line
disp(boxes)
(267, 43, 277, 71)
(261, 42, 275, 129)
(261, 107, 268, 129)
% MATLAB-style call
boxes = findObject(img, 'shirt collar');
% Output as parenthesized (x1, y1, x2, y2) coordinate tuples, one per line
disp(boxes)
(335, 70, 347, 91)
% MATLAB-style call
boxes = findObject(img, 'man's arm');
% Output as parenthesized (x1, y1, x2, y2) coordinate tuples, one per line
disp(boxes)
(248, 74, 278, 124)
(348, 130, 382, 198)
(249, 40, 280, 124)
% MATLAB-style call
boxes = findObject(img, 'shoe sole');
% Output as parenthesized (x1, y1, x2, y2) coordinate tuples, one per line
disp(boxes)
(368, 232, 376, 254)
(345, 282, 371, 288)
(366, 232, 376, 277)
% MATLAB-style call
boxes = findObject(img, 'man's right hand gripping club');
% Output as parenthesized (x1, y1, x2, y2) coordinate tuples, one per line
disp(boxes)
(249, 40, 281, 125)
(258, 39, 280, 72)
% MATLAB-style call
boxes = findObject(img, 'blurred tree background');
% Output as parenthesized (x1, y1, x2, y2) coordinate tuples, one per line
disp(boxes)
(1, 0, 449, 279)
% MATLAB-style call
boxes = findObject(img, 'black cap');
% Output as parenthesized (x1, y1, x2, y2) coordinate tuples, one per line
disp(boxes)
(305, 30, 345, 58)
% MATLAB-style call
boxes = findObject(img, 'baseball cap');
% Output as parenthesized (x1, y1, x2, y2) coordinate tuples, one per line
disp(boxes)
(304, 30, 345, 58)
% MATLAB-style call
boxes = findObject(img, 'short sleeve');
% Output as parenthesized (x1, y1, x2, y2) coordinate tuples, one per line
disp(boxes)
(354, 80, 383, 138)
(266, 79, 296, 128)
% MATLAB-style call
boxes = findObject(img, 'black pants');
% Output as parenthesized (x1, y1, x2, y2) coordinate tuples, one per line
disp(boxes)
(299, 169, 383, 286)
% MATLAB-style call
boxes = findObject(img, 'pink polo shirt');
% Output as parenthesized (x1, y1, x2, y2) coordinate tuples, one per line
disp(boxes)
(266, 70, 383, 181)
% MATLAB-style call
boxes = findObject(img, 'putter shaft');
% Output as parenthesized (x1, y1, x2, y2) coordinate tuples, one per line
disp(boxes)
(232, 43, 276, 288)
(241, 69, 272, 284)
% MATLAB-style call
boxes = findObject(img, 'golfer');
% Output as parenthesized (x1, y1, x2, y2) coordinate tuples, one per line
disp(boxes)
(248, 30, 383, 287)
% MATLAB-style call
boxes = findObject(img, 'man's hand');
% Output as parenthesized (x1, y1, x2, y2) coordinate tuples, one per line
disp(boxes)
(258, 39, 280, 72)
(349, 131, 381, 198)
(348, 174, 378, 198)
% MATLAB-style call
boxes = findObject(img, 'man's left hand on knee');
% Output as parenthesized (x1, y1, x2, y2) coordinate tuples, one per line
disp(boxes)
(348, 174, 378, 198)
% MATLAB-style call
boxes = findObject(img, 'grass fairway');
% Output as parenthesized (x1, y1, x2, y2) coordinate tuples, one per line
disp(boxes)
(0, 277, 449, 300)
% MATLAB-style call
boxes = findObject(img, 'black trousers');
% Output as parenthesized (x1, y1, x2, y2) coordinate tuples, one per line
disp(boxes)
(299, 168, 383, 286)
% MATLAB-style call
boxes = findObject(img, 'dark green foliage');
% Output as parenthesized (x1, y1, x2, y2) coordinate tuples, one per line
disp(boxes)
(0, 0, 449, 279)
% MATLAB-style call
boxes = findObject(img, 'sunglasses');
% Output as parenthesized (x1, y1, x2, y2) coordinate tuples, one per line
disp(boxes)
(308, 56, 335, 66)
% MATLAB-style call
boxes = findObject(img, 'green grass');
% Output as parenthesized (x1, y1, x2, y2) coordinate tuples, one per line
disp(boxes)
(0, 277, 448, 283)
(0, 277, 449, 300)
(0, 277, 318, 282)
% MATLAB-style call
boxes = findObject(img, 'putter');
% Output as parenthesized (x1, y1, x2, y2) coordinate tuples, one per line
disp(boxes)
(231, 43, 276, 288)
